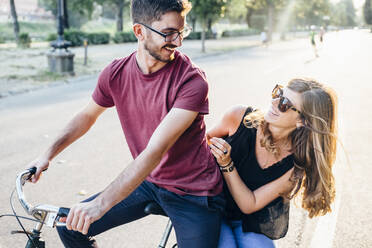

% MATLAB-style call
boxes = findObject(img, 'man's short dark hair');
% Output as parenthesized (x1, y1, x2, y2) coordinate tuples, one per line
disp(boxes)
(131, 0, 192, 25)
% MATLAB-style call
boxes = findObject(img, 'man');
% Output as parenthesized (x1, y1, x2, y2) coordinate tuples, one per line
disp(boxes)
(27, 0, 224, 247)
(310, 25, 319, 58)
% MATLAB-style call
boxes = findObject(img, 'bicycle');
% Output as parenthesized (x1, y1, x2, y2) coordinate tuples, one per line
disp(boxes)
(1, 167, 69, 248)
(1, 167, 177, 248)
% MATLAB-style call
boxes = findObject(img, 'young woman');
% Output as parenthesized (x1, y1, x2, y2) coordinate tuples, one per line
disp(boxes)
(207, 78, 338, 247)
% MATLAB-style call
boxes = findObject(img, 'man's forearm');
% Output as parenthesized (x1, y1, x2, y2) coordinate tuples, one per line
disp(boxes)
(94, 149, 162, 213)
(43, 112, 97, 161)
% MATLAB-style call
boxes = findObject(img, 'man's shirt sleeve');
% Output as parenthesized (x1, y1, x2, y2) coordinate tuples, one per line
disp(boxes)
(92, 63, 115, 108)
(173, 76, 209, 115)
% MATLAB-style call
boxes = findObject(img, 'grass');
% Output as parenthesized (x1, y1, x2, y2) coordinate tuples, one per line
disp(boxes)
(9, 64, 37, 70)
(30, 70, 66, 82)
(3, 70, 65, 82)
(80, 18, 133, 35)
(0, 21, 56, 41)
(0, 18, 133, 43)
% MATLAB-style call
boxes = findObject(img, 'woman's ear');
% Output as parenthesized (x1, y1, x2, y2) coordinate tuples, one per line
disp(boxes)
(133, 24, 144, 41)
(296, 117, 304, 129)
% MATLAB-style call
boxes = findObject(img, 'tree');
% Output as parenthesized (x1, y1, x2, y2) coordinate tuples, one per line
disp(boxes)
(258, 0, 288, 41)
(191, 0, 227, 52)
(105, 0, 130, 32)
(9, 0, 20, 43)
(245, 0, 266, 28)
(364, 0, 372, 29)
(95, 0, 130, 32)
(293, 0, 331, 27)
(331, 0, 356, 27)
(343, 0, 356, 26)
(225, 0, 248, 24)
(39, 0, 95, 28)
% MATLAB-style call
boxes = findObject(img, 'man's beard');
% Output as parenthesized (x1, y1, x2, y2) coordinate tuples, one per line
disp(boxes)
(144, 41, 176, 63)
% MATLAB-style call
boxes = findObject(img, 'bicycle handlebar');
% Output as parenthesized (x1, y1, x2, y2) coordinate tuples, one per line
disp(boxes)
(16, 167, 70, 228)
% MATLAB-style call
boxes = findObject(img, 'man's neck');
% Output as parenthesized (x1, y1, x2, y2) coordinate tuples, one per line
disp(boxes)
(136, 48, 168, 74)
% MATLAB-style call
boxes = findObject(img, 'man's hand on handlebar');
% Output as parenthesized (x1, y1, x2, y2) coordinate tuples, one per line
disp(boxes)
(27, 157, 49, 183)
(66, 200, 105, 235)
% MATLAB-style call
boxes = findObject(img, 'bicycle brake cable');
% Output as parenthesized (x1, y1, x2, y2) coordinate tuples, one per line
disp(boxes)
(10, 187, 40, 248)
(0, 214, 42, 223)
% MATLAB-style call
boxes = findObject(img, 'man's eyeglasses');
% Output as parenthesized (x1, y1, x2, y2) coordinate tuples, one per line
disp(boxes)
(138, 23, 192, 42)
(272, 84, 302, 115)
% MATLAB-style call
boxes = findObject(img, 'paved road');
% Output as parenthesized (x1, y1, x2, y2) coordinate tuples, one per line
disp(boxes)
(0, 29, 371, 248)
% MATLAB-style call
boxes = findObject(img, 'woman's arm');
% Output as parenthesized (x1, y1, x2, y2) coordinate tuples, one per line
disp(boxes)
(209, 137, 294, 214)
(206, 105, 247, 141)
(224, 165, 293, 214)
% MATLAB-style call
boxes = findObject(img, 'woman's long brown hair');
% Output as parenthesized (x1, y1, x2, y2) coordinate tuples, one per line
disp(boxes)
(244, 78, 338, 218)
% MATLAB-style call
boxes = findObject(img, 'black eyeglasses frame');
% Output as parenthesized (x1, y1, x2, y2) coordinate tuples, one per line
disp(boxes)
(138, 22, 192, 42)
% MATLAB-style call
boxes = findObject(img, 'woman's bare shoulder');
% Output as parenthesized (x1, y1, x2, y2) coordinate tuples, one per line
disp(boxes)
(225, 105, 249, 136)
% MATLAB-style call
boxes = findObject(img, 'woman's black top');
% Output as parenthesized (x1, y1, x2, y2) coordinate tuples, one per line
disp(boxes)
(223, 107, 294, 237)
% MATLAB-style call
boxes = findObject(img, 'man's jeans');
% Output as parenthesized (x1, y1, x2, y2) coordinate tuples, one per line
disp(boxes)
(57, 180, 225, 248)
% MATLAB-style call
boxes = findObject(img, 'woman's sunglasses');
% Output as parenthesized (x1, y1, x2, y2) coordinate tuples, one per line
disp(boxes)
(272, 84, 302, 115)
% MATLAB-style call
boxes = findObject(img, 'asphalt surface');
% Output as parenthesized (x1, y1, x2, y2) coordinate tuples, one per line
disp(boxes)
(1, 29, 371, 248)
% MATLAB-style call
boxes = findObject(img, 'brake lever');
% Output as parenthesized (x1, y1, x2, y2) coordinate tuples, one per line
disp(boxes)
(44, 207, 70, 227)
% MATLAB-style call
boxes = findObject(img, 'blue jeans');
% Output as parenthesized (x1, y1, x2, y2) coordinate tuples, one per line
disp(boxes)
(218, 218, 275, 248)
(57, 180, 224, 248)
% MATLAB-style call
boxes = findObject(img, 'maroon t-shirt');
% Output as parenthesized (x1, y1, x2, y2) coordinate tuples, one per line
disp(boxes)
(92, 50, 222, 196)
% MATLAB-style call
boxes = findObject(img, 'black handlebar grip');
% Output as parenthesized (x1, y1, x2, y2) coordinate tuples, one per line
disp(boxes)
(57, 207, 70, 217)
(28, 167, 37, 175)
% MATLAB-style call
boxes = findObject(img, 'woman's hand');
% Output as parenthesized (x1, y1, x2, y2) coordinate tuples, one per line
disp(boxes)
(208, 137, 232, 166)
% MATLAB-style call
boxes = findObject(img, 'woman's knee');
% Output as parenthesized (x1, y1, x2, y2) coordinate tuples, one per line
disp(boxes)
(236, 231, 275, 248)
(217, 219, 237, 248)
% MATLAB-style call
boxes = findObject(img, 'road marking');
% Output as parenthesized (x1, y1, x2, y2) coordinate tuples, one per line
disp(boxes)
(309, 186, 342, 248)
(309, 113, 346, 248)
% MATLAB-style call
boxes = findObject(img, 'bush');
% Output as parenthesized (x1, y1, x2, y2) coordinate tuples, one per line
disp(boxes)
(46, 33, 57, 42)
(0, 35, 5, 44)
(18, 32, 31, 48)
(221, 29, 260, 37)
(64, 30, 86, 46)
(47, 31, 110, 46)
(185, 32, 201, 40)
(185, 31, 216, 40)
(112, 32, 137, 43)
(86, 32, 110, 45)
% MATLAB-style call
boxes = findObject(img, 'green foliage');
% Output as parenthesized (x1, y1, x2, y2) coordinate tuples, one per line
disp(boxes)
(292, 0, 332, 27)
(191, 0, 228, 27)
(0, 22, 55, 41)
(112, 32, 137, 43)
(221, 28, 260, 37)
(86, 32, 110, 44)
(185, 31, 216, 40)
(331, 0, 356, 27)
(0, 35, 5, 44)
(64, 30, 86, 46)
(364, 0, 372, 25)
(250, 14, 266, 30)
(39, 0, 94, 17)
(81, 18, 132, 35)
(46, 33, 57, 42)
(62, 30, 111, 46)
(225, 0, 248, 23)
(38, 0, 93, 28)
(18, 33, 31, 48)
